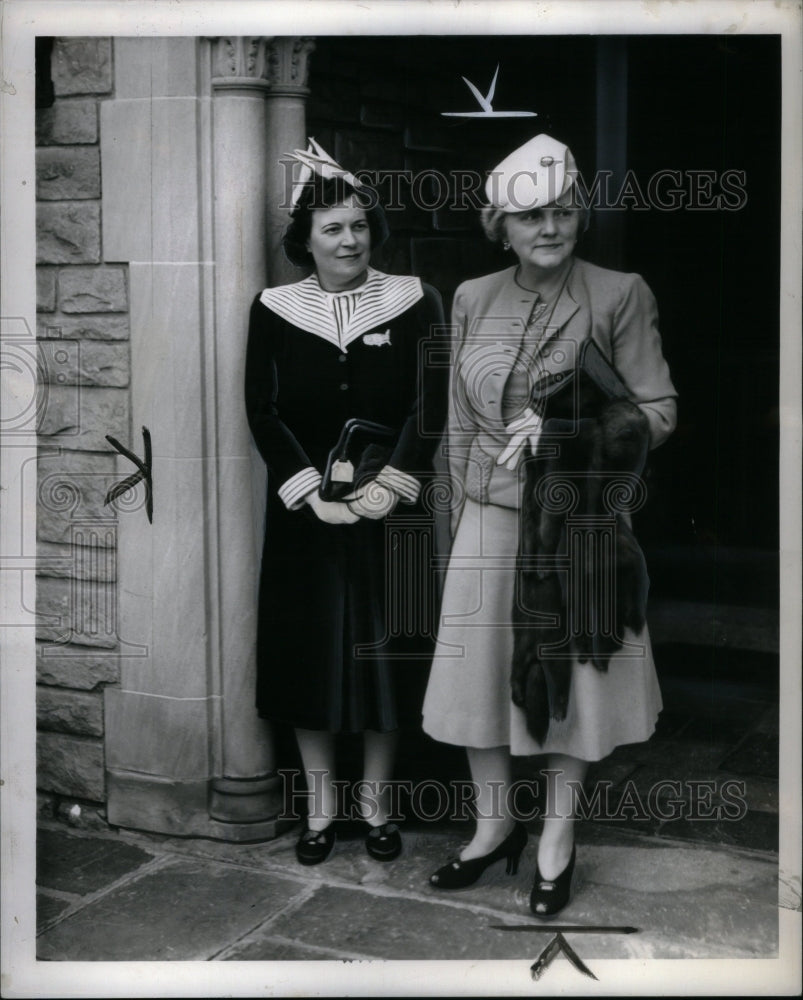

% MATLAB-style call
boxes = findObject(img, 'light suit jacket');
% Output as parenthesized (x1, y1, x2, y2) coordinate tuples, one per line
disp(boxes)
(446, 258, 677, 524)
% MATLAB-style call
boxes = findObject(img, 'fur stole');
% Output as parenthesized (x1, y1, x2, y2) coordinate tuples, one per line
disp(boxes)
(511, 398, 651, 745)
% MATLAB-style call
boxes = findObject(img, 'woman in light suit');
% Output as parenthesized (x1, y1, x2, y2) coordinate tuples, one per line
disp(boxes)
(422, 134, 677, 915)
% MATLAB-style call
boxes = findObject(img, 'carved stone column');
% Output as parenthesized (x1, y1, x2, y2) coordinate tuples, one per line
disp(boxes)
(205, 36, 285, 833)
(264, 37, 316, 286)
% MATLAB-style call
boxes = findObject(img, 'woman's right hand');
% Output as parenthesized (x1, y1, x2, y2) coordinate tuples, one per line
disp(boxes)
(306, 491, 360, 525)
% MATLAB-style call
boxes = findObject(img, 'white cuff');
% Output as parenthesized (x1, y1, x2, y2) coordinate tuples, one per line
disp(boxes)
(278, 467, 322, 510)
(375, 465, 421, 504)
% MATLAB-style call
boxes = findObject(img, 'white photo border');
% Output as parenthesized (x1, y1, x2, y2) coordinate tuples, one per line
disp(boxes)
(1, 1, 801, 996)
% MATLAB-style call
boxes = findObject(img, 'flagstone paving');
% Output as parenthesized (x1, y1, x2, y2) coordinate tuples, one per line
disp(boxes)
(33, 651, 788, 973)
(36, 817, 779, 963)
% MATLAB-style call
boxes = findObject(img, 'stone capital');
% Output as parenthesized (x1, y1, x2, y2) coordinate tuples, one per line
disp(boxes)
(209, 36, 273, 94)
(266, 37, 315, 97)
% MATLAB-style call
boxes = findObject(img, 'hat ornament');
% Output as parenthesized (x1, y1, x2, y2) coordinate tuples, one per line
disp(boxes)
(288, 137, 363, 208)
(485, 134, 578, 212)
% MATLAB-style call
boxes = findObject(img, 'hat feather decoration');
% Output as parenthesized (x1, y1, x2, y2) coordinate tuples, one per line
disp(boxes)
(288, 137, 362, 208)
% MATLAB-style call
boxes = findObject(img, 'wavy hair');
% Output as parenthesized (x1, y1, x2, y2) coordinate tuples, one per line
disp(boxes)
(282, 177, 389, 268)
(480, 192, 591, 245)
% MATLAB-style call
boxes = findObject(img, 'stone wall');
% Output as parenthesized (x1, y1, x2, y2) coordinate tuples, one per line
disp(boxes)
(35, 37, 127, 827)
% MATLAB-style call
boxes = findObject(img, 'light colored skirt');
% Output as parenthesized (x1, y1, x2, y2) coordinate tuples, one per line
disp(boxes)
(422, 498, 663, 761)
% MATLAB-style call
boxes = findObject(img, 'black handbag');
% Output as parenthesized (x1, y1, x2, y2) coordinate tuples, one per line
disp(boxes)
(319, 418, 397, 501)
(531, 337, 630, 420)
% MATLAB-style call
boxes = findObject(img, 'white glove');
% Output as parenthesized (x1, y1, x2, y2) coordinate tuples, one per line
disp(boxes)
(344, 481, 399, 520)
(496, 406, 544, 470)
(306, 492, 360, 524)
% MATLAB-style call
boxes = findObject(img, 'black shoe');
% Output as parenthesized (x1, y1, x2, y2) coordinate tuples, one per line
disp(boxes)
(530, 845, 576, 917)
(365, 822, 402, 862)
(429, 822, 528, 890)
(295, 823, 336, 866)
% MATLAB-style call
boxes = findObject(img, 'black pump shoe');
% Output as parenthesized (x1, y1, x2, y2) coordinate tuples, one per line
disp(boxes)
(530, 845, 576, 917)
(295, 823, 336, 866)
(429, 823, 528, 890)
(365, 822, 402, 862)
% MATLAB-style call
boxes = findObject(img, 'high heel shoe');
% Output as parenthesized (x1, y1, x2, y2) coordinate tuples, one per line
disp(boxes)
(295, 823, 336, 866)
(365, 822, 402, 862)
(429, 822, 528, 890)
(530, 845, 576, 917)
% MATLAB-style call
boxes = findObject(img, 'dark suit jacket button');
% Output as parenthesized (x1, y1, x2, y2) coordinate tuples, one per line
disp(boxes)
(340, 383, 349, 391)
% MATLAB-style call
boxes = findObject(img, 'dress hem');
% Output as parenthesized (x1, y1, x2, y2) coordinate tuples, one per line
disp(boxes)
(421, 709, 662, 764)
(257, 710, 400, 736)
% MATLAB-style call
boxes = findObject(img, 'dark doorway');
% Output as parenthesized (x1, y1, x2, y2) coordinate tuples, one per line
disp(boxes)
(307, 31, 781, 611)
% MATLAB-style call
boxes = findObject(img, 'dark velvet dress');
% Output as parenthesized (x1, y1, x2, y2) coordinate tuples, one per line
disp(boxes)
(245, 270, 446, 733)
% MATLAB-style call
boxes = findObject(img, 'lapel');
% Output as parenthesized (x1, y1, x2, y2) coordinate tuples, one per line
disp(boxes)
(529, 260, 582, 360)
(538, 289, 580, 354)
(455, 263, 590, 432)
(456, 268, 530, 431)
(526, 262, 591, 392)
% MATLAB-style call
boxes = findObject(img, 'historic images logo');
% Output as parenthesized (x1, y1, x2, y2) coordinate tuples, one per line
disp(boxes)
(278, 770, 748, 825)
(279, 160, 748, 214)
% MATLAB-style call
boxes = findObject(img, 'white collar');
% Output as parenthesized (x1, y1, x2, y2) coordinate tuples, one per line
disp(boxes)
(259, 268, 423, 349)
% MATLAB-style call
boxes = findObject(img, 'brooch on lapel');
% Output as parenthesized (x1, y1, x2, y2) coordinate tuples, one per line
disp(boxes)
(363, 328, 391, 347)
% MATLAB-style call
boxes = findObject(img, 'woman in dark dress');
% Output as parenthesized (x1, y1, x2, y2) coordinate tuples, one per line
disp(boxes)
(245, 141, 445, 865)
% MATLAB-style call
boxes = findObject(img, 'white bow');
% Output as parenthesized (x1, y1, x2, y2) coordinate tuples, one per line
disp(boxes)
(289, 137, 362, 208)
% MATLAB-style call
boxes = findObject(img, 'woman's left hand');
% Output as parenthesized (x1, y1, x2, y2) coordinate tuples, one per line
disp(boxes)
(345, 482, 399, 520)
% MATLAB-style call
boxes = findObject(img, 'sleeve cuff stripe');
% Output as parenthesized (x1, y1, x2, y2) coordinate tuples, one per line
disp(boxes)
(376, 466, 420, 503)
(279, 468, 322, 509)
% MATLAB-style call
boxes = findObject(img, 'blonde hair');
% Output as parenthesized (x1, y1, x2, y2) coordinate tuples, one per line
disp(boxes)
(479, 199, 591, 245)
(479, 206, 508, 243)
